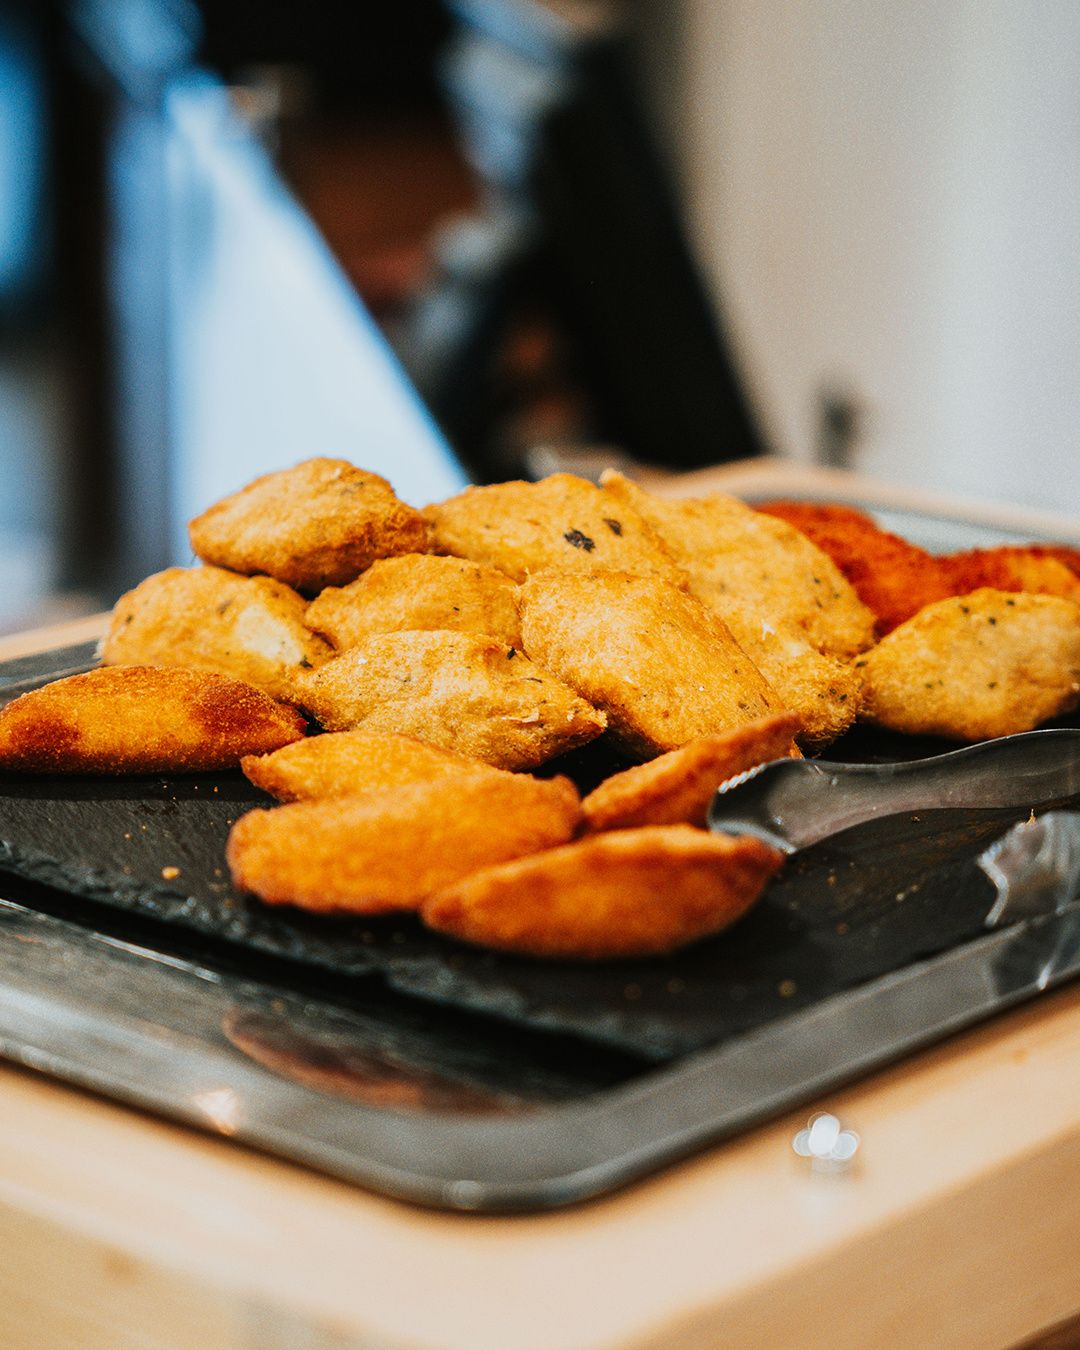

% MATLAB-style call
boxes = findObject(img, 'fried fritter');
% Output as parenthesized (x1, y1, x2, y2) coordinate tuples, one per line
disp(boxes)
(242, 729, 515, 801)
(601, 472, 876, 658)
(518, 570, 784, 759)
(424, 473, 685, 584)
(189, 458, 429, 592)
(939, 547, 1080, 606)
(226, 774, 582, 914)
(305, 553, 522, 650)
(297, 630, 606, 769)
(421, 825, 784, 959)
(859, 588, 1080, 740)
(102, 565, 332, 703)
(0, 666, 306, 774)
(581, 713, 801, 832)
(755, 500, 954, 634)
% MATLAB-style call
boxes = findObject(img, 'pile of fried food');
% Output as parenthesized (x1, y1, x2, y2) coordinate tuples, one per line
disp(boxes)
(2, 458, 1080, 961)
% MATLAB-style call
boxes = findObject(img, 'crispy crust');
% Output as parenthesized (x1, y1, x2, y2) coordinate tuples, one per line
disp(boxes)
(102, 565, 332, 703)
(0, 666, 306, 773)
(519, 569, 784, 759)
(581, 714, 801, 832)
(939, 547, 1080, 606)
(241, 729, 514, 801)
(188, 458, 429, 592)
(305, 553, 522, 650)
(424, 473, 686, 584)
(860, 588, 1080, 740)
(226, 774, 582, 914)
(297, 630, 606, 770)
(421, 825, 784, 959)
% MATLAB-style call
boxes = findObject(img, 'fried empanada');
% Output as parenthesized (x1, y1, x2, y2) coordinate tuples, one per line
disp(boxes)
(242, 729, 512, 801)
(189, 458, 429, 592)
(0, 666, 306, 774)
(424, 473, 685, 584)
(939, 547, 1080, 606)
(226, 774, 582, 914)
(860, 588, 1080, 740)
(305, 553, 521, 650)
(102, 565, 332, 703)
(297, 630, 606, 769)
(518, 570, 784, 759)
(421, 825, 784, 959)
(581, 713, 801, 832)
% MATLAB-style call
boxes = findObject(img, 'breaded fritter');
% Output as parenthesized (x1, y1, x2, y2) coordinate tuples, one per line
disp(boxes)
(297, 630, 606, 769)
(102, 565, 332, 703)
(242, 729, 517, 801)
(226, 774, 582, 914)
(424, 473, 685, 584)
(305, 553, 522, 650)
(519, 570, 783, 759)
(602, 472, 875, 658)
(581, 713, 801, 832)
(860, 588, 1080, 740)
(0, 666, 305, 774)
(189, 458, 429, 592)
(939, 547, 1080, 606)
(421, 825, 784, 959)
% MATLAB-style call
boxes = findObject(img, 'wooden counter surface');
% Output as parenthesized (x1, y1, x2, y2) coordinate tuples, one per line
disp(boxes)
(2, 465, 1079, 1349)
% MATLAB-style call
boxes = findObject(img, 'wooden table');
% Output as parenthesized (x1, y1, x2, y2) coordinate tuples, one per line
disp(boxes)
(3, 470, 1080, 1349)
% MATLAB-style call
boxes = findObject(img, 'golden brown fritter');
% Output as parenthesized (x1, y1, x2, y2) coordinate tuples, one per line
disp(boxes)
(421, 825, 784, 959)
(581, 713, 801, 832)
(859, 588, 1080, 740)
(188, 458, 429, 592)
(242, 729, 517, 801)
(102, 565, 332, 703)
(297, 630, 606, 769)
(939, 547, 1080, 606)
(226, 774, 582, 914)
(0, 666, 306, 774)
(518, 570, 784, 759)
(424, 472, 685, 584)
(305, 553, 522, 650)
(602, 472, 876, 659)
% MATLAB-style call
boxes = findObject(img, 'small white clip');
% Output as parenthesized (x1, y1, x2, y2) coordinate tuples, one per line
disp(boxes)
(792, 1112, 859, 1172)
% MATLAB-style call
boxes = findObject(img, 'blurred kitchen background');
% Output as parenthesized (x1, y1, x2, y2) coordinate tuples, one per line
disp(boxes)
(0, 0, 1078, 631)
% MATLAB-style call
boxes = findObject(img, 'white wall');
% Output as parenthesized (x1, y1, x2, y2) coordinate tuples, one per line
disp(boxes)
(678, 0, 1080, 512)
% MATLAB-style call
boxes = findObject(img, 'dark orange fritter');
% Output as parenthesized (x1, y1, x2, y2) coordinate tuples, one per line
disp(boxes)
(938, 547, 1080, 606)
(189, 458, 429, 592)
(226, 774, 582, 914)
(0, 666, 306, 774)
(581, 713, 801, 832)
(421, 825, 784, 959)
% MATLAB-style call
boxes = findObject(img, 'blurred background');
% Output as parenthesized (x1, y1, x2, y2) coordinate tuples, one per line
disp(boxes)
(0, 0, 1078, 631)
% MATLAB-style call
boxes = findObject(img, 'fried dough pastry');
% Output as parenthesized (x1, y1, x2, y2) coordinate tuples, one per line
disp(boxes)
(424, 473, 685, 584)
(102, 565, 332, 703)
(939, 547, 1080, 606)
(860, 588, 1080, 740)
(421, 825, 784, 959)
(0, 666, 305, 774)
(305, 553, 522, 650)
(189, 458, 429, 592)
(242, 729, 514, 801)
(226, 774, 582, 914)
(519, 570, 783, 759)
(297, 630, 606, 769)
(581, 713, 801, 832)
(601, 472, 875, 658)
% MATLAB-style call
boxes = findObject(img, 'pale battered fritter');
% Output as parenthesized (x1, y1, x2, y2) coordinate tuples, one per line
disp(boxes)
(581, 713, 801, 832)
(421, 825, 784, 959)
(189, 458, 429, 592)
(297, 630, 606, 769)
(424, 473, 685, 584)
(860, 588, 1080, 740)
(226, 774, 582, 914)
(242, 729, 519, 801)
(0, 666, 306, 774)
(305, 553, 522, 650)
(519, 570, 783, 759)
(102, 565, 332, 703)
